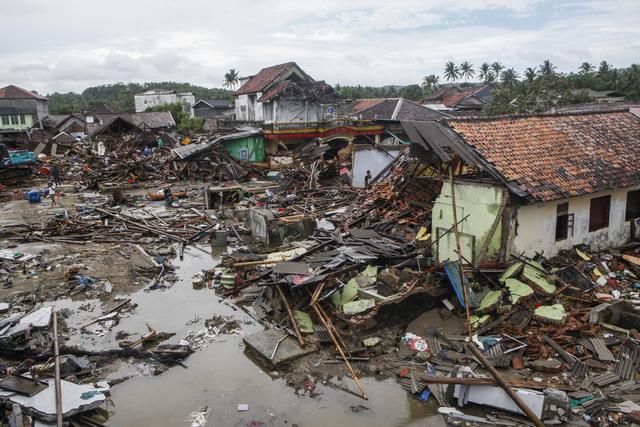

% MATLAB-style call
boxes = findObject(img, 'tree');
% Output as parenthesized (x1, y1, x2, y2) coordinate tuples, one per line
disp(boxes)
(422, 74, 440, 92)
(484, 71, 496, 84)
(478, 63, 491, 82)
(443, 62, 460, 82)
(579, 62, 595, 74)
(460, 61, 475, 82)
(491, 62, 504, 81)
(398, 84, 424, 101)
(598, 61, 612, 78)
(539, 59, 556, 77)
(501, 68, 520, 88)
(223, 69, 240, 90)
(524, 67, 537, 83)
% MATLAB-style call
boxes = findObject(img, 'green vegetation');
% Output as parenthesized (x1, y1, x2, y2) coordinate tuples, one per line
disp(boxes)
(48, 82, 232, 115)
(145, 102, 204, 132)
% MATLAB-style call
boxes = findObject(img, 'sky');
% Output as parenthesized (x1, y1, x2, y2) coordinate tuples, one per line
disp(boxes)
(1, 0, 639, 94)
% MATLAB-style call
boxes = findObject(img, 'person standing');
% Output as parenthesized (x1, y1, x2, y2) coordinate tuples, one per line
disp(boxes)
(51, 164, 61, 186)
(46, 183, 56, 207)
(364, 170, 372, 187)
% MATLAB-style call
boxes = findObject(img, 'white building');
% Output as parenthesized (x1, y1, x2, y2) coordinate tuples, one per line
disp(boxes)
(234, 62, 338, 123)
(402, 110, 640, 264)
(134, 90, 195, 117)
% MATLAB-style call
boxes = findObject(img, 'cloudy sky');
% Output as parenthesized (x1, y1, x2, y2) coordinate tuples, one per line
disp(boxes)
(1, 0, 639, 94)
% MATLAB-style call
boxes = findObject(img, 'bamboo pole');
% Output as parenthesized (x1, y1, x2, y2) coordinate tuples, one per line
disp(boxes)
(449, 165, 473, 338)
(52, 312, 63, 427)
(276, 285, 305, 347)
(466, 343, 545, 427)
(311, 304, 367, 400)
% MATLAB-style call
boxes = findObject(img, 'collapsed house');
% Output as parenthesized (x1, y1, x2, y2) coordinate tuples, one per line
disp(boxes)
(423, 84, 493, 113)
(403, 109, 640, 263)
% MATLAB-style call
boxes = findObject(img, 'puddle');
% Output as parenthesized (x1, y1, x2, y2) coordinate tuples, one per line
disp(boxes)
(105, 244, 443, 426)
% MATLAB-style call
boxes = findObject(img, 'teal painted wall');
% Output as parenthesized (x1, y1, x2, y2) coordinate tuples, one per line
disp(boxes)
(222, 135, 265, 162)
(432, 180, 505, 264)
(0, 114, 33, 130)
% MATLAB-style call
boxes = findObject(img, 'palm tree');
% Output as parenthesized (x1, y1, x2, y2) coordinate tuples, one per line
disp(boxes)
(459, 61, 475, 82)
(524, 67, 537, 83)
(484, 71, 496, 83)
(422, 74, 440, 91)
(598, 61, 612, 78)
(501, 68, 520, 87)
(478, 63, 491, 82)
(539, 59, 556, 77)
(443, 62, 460, 82)
(579, 62, 595, 74)
(491, 62, 504, 81)
(223, 69, 240, 90)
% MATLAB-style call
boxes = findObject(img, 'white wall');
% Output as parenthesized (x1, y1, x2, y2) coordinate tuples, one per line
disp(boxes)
(234, 93, 263, 121)
(511, 185, 640, 257)
(352, 147, 401, 188)
(135, 93, 177, 113)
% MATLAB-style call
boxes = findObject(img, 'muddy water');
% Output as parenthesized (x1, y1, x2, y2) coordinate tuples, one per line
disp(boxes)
(107, 245, 444, 427)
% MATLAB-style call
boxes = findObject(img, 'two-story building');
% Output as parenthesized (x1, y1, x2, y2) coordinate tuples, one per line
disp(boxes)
(134, 90, 195, 117)
(0, 85, 49, 131)
(234, 62, 339, 123)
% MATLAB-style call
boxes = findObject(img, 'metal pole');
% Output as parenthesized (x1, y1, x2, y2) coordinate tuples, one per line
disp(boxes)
(53, 312, 63, 427)
(449, 165, 473, 338)
(466, 343, 545, 427)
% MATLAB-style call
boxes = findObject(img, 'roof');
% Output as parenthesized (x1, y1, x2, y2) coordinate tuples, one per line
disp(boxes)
(85, 104, 119, 115)
(172, 128, 261, 159)
(346, 98, 446, 121)
(424, 85, 493, 108)
(446, 110, 640, 202)
(52, 132, 77, 144)
(257, 80, 338, 103)
(235, 62, 302, 95)
(0, 85, 48, 101)
(0, 107, 19, 115)
(193, 99, 234, 109)
(88, 111, 176, 136)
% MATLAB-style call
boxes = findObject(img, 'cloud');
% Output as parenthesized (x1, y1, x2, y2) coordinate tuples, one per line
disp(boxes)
(0, 0, 637, 93)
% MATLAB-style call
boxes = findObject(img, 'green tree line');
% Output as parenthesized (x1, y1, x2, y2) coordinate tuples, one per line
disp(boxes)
(48, 82, 233, 115)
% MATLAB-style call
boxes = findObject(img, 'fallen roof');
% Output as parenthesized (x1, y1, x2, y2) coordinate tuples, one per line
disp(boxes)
(172, 128, 261, 159)
(235, 62, 304, 95)
(257, 80, 338, 103)
(446, 109, 640, 202)
(347, 98, 446, 121)
(0, 85, 48, 101)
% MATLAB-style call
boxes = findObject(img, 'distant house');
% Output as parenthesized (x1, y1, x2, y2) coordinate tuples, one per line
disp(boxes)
(0, 85, 49, 131)
(234, 62, 339, 123)
(423, 84, 493, 112)
(44, 113, 88, 139)
(88, 111, 176, 136)
(403, 109, 640, 263)
(344, 98, 446, 121)
(134, 90, 195, 117)
(193, 100, 234, 119)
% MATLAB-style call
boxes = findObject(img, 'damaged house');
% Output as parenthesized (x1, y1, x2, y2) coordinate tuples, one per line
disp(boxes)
(403, 109, 640, 263)
(423, 84, 493, 113)
(234, 62, 339, 123)
(0, 85, 49, 132)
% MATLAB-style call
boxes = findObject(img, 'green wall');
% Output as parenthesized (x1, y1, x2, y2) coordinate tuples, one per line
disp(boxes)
(432, 180, 505, 264)
(0, 114, 33, 130)
(222, 135, 265, 162)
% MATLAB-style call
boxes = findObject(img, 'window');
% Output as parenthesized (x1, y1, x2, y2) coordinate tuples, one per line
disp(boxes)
(1, 116, 8, 125)
(10, 116, 18, 125)
(19, 115, 25, 124)
(626, 190, 640, 221)
(555, 202, 574, 241)
(589, 195, 611, 231)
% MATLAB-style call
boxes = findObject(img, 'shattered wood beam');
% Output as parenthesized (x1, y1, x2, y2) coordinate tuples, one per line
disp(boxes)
(466, 343, 545, 427)
(53, 312, 63, 427)
(276, 285, 305, 347)
(420, 375, 575, 390)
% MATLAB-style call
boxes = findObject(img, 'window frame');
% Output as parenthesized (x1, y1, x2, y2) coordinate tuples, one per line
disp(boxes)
(589, 195, 611, 232)
(626, 189, 640, 222)
(1, 116, 8, 125)
(555, 202, 574, 241)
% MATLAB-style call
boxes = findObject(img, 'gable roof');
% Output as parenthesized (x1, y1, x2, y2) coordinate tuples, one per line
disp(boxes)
(193, 99, 234, 109)
(446, 110, 640, 202)
(234, 62, 307, 95)
(424, 85, 493, 108)
(257, 80, 338, 103)
(0, 85, 48, 101)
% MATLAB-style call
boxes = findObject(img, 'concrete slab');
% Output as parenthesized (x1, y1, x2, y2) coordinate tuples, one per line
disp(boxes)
(243, 329, 317, 367)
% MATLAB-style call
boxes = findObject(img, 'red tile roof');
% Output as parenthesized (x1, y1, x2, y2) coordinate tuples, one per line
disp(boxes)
(348, 98, 386, 114)
(448, 110, 640, 202)
(0, 85, 48, 100)
(234, 62, 297, 95)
